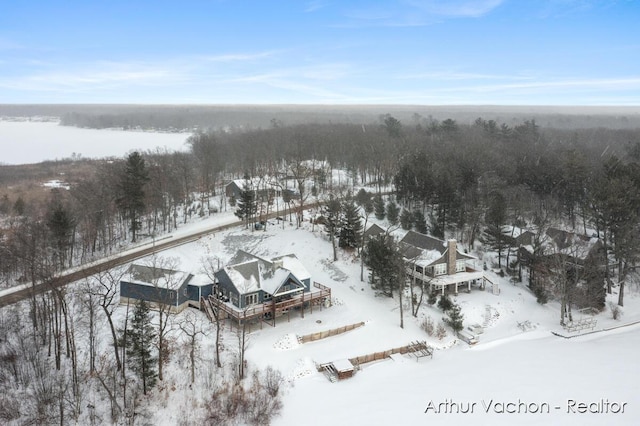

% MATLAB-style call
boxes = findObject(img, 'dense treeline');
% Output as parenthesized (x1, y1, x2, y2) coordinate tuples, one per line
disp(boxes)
(1, 115, 639, 291)
(4, 104, 640, 130)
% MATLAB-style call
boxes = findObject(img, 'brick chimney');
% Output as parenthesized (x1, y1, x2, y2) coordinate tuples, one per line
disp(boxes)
(447, 239, 457, 275)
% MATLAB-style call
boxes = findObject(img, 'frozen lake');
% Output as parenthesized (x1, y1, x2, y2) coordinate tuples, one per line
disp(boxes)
(0, 121, 192, 165)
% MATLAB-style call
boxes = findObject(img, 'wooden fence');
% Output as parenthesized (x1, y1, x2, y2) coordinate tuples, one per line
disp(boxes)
(299, 321, 365, 344)
(348, 341, 432, 366)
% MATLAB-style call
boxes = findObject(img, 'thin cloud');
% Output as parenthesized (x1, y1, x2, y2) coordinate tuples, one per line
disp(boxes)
(0, 61, 183, 93)
(398, 71, 535, 81)
(200, 51, 279, 63)
(340, 0, 503, 28)
(537, 0, 605, 18)
(405, 0, 505, 18)
(305, 1, 329, 13)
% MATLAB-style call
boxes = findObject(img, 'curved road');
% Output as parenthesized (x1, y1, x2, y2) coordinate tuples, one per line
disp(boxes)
(0, 192, 389, 309)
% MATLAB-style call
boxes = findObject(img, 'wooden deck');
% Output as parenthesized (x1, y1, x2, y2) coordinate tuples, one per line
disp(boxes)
(203, 282, 331, 327)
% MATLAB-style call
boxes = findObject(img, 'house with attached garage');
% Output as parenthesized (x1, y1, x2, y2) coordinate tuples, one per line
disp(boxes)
(399, 231, 487, 295)
(120, 264, 214, 312)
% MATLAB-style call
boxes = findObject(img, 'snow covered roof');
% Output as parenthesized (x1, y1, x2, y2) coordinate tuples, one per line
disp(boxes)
(227, 176, 280, 191)
(222, 252, 310, 295)
(430, 270, 484, 286)
(126, 264, 191, 290)
(411, 249, 445, 267)
(224, 260, 262, 294)
(400, 232, 475, 267)
(272, 254, 311, 282)
(332, 359, 354, 373)
(187, 273, 213, 287)
(260, 268, 294, 295)
(519, 228, 603, 261)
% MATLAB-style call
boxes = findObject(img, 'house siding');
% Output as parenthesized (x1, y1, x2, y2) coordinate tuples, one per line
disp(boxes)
(120, 281, 177, 307)
(215, 270, 243, 308)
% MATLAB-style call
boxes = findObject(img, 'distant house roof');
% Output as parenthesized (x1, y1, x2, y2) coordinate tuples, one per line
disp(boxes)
(519, 227, 605, 262)
(126, 264, 192, 290)
(399, 232, 475, 267)
(363, 223, 386, 240)
(226, 176, 280, 193)
(400, 231, 446, 253)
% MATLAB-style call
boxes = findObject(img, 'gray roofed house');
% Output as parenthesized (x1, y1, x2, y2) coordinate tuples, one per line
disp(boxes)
(400, 231, 484, 295)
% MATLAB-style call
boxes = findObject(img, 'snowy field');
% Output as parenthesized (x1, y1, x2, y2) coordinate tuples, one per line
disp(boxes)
(0, 120, 191, 164)
(104, 210, 640, 426)
(3, 200, 636, 425)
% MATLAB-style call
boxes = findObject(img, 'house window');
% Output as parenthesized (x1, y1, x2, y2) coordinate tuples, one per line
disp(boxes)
(456, 260, 466, 273)
(245, 293, 258, 306)
(415, 265, 424, 274)
(434, 263, 447, 276)
(264, 293, 272, 301)
(183, 287, 188, 296)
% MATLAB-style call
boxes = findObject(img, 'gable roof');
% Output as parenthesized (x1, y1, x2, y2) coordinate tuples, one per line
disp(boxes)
(272, 254, 311, 282)
(220, 251, 310, 296)
(400, 231, 446, 253)
(399, 232, 475, 268)
(364, 223, 386, 240)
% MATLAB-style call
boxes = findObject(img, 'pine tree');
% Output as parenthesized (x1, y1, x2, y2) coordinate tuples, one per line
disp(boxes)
(339, 201, 362, 249)
(117, 151, 150, 242)
(324, 195, 342, 261)
(427, 289, 438, 306)
(355, 188, 371, 207)
(46, 197, 76, 269)
(437, 294, 453, 311)
(413, 209, 428, 234)
(483, 191, 509, 269)
(363, 233, 407, 327)
(235, 175, 256, 229)
(373, 195, 385, 220)
(400, 208, 413, 230)
(444, 303, 464, 333)
(125, 300, 157, 395)
(386, 201, 399, 226)
(363, 234, 404, 297)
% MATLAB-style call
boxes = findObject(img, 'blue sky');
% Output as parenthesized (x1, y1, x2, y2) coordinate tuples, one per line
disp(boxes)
(0, 0, 638, 105)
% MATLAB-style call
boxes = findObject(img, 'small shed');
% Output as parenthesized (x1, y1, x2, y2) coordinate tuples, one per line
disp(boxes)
(320, 359, 356, 382)
(332, 359, 355, 380)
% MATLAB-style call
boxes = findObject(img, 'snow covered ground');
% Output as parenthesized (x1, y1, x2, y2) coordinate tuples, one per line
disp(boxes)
(0, 120, 191, 164)
(5, 200, 636, 425)
(118, 211, 640, 426)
